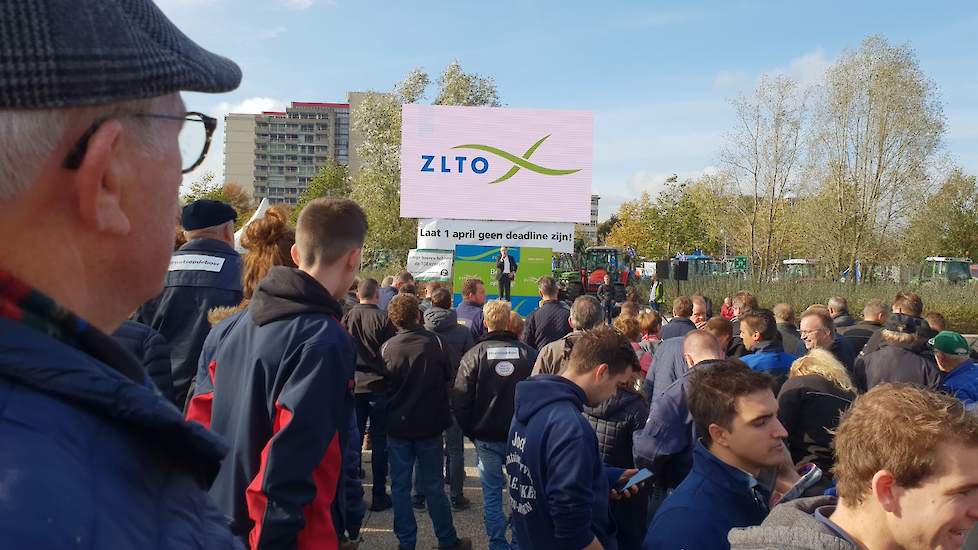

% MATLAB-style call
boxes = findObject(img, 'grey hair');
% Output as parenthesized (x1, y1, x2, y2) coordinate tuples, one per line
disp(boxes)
(828, 296, 848, 311)
(570, 295, 603, 331)
(0, 98, 162, 201)
(0, 109, 70, 200)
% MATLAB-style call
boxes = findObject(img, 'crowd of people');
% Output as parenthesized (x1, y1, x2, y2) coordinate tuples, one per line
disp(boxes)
(4, 3, 978, 550)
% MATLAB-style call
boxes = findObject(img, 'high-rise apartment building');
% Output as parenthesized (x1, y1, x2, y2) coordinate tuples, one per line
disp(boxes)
(576, 194, 600, 244)
(223, 101, 350, 204)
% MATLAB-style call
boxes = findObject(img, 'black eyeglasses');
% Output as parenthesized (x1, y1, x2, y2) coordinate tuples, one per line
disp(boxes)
(63, 111, 217, 174)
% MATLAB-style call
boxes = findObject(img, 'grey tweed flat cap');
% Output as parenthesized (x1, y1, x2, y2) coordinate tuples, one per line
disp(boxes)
(0, 0, 242, 109)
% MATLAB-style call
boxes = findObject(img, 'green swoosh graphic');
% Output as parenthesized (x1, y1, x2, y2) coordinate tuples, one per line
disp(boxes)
(455, 248, 502, 261)
(491, 135, 550, 184)
(452, 137, 581, 184)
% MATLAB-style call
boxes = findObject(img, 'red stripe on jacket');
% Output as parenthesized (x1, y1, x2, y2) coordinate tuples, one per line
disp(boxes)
(246, 402, 343, 550)
(185, 360, 217, 429)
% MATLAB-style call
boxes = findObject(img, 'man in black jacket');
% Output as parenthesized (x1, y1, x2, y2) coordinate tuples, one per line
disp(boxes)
(828, 296, 856, 328)
(495, 247, 518, 302)
(135, 199, 243, 408)
(453, 300, 538, 550)
(838, 299, 886, 356)
(854, 313, 941, 392)
(342, 277, 396, 512)
(597, 273, 615, 324)
(523, 276, 571, 351)
(423, 287, 475, 511)
(381, 294, 471, 550)
(773, 303, 805, 356)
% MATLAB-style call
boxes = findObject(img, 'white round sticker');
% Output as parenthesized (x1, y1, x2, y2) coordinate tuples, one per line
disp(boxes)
(495, 361, 515, 377)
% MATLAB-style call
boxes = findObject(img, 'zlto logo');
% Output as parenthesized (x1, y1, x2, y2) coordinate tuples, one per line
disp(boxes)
(420, 134, 581, 184)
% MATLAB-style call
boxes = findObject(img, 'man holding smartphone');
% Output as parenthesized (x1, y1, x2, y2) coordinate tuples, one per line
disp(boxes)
(507, 326, 642, 550)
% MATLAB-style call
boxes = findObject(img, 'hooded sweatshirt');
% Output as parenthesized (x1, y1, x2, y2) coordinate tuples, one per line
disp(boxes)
(728, 496, 856, 550)
(192, 266, 356, 549)
(424, 306, 475, 378)
(507, 375, 620, 550)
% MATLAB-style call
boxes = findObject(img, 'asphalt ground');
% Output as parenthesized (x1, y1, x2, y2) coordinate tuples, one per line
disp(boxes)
(356, 439, 498, 550)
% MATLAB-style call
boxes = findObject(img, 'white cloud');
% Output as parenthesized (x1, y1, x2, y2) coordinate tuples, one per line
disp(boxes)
(181, 97, 287, 191)
(624, 166, 719, 196)
(713, 70, 746, 90)
(770, 48, 832, 89)
(278, 0, 330, 9)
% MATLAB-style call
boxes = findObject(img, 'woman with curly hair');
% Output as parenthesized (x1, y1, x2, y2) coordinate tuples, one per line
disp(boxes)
(207, 206, 296, 325)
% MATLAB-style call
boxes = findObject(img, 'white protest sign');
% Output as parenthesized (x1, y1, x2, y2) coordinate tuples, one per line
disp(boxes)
(407, 249, 454, 282)
(417, 218, 574, 253)
(234, 198, 271, 253)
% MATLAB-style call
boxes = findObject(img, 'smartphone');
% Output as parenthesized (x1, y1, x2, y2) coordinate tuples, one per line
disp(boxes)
(619, 468, 653, 491)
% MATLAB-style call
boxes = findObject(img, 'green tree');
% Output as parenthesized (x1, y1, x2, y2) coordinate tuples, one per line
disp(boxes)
(350, 61, 501, 258)
(181, 171, 255, 228)
(904, 169, 978, 260)
(606, 192, 655, 257)
(720, 74, 808, 281)
(811, 35, 944, 278)
(291, 160, 350, 223)
(595, 214, 619, 244)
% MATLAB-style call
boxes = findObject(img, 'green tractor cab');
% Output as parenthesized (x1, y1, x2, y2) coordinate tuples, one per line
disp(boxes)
(915, 257, 974, 284)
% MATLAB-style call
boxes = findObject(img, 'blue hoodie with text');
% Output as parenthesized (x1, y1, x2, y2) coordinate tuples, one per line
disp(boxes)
(507, 374, 621, 550)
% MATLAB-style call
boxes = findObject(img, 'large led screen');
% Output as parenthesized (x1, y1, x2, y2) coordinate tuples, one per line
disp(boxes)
(400, 104, 593, 223)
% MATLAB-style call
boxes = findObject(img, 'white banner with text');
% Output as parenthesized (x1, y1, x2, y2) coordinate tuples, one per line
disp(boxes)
(406, 249, 454, 282)
(417, 218, 574, 253)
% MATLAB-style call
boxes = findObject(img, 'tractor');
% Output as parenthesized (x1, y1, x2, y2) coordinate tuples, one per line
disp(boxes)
(554, 246, 633, 302)
(914, 257, 974, 285)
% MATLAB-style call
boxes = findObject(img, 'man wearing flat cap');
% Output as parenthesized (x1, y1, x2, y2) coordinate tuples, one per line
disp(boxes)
(853, 313, 941, 392)
(0, 0, 242, 548)
(135, 198, 244, 408)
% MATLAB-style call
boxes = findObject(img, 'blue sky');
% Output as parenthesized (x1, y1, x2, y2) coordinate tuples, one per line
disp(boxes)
(159, 0, 978, 220)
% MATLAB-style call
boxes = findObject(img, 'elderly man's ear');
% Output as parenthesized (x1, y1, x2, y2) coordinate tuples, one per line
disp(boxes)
(73, 120, 131, 236)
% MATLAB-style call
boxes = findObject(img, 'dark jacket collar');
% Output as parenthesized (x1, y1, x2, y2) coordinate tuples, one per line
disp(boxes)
(180, 237, 236, 255)
(479, 330, 519, 343)
(692, 442, 769, 503)
(250, 266, 344, 326)
(395, 325, 427, 336)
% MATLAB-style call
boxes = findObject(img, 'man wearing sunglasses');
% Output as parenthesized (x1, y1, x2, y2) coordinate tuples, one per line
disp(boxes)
(0, 0, 241, 548)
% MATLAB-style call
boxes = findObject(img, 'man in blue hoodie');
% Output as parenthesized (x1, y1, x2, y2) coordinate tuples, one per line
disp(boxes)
(739, 308, 798, 393)
(643, 360, 791, 549)
(507, 325, 642, 550)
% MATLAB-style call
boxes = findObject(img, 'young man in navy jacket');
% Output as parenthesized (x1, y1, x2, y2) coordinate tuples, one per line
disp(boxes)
(507, 325, 642, 550)
(194, 198, 367, 549)
(643, 361, 792, 549)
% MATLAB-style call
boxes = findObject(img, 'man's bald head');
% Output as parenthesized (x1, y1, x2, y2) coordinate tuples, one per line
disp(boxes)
(683, 330, 723, 368)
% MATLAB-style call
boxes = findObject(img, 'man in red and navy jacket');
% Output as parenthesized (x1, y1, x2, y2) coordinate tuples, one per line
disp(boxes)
(187, 198, 367, 550)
